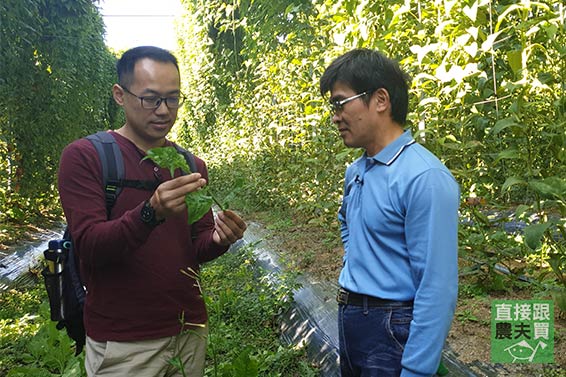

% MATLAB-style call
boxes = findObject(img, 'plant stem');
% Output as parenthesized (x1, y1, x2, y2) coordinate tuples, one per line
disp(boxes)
(207, 189, 225, 211)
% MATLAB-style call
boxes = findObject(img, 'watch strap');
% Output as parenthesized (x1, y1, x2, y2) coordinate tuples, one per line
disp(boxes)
(140, 200, 164, 227)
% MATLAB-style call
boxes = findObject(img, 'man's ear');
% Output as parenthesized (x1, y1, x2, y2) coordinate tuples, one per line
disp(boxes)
(373, 88, 391, 113)
(112, 84, 125, 105)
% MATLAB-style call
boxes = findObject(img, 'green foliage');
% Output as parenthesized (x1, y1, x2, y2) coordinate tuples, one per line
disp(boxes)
(459, 207, 530, 292)
(173, 0, 565, 310)
(0, 286, 82, 376)
(520, 176, 566, 311)
(145, 146, 215, 223)
(0, 288, 43, 363)
(0, 0, 120, 224)
(6, 311, 85, 377)
(0, 287, 43, 321)
(144, 146, 228, 223)
(1, 248, 315, 376)
(175, 0, 564, 225)
(201, 244, 316, 376)
(186, 191, 215, 224)
(146, 147, 194, 177)
(176, 0, 346, 225)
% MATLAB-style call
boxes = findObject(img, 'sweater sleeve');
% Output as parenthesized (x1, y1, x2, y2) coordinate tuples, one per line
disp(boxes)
(58, 139, 155, 268)
(58, 138, 228, 269)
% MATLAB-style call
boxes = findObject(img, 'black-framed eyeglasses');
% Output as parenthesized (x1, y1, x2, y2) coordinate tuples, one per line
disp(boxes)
(121, 86, 186, 110)
(330, 92, 367, 114)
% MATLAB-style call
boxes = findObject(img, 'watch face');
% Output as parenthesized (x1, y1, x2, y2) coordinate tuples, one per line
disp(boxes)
(141, 201, 155, 223)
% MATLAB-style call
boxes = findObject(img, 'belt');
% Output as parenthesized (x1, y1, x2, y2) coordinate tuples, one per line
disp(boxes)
(336, 288, 413, 307)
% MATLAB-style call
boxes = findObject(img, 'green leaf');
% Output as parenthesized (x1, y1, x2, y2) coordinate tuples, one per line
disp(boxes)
(231, 349, 259, 377)
(186, 190, 214, 225)
(495, 4, 524, 32)
(524, 222, 552, 250)
(473, 210, 491, 226)
(463, 2, 478, 22)
(514, 204, 530, 218)
(492, 117, 521, 134)
(467, 26, 479, 40)
(463, 42, 478, 58)
(501, 176, 526, 192)
(62, 357, 83, 377)
(7, 367, 52, 377)
(481, 31, 501, 52)
(144, 147, 191, 177)
(544, 23, 558, 39)
(494, 149, 520, 163)
(336, 149, 351, 162)
(168, 356, 184, 372)
(552, 289, 566, 313)
(506, 50, 523, 74)
(529, 177, 566, 201)
(418, 96, 441, 107)
(144, 147, 217, 224)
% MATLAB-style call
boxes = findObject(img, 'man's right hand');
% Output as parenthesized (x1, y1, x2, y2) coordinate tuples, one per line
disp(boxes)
(149, 173, 207, 220)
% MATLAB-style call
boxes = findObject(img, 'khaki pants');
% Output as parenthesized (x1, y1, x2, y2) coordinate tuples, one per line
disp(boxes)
(85, 325, 208, 377)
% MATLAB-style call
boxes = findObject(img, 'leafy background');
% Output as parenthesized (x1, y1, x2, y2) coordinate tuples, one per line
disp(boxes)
(173, 0, 564, 225)
(1, 0, 121, 223)
(2, 0, 563, 235)
(1, 0, 565, 373)
(171, 1, 566, 314)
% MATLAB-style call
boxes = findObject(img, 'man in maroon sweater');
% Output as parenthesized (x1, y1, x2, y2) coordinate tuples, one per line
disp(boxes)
(58, 46, 247, 376)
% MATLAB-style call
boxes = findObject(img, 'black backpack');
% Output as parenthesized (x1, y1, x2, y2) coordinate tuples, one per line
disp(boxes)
(42, 131, 196, 355)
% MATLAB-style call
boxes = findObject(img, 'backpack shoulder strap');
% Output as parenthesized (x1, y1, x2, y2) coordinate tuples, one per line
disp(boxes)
(174, 144, 197, 174)
(85, 131, 124, 214)
(84, 133, 195, 213)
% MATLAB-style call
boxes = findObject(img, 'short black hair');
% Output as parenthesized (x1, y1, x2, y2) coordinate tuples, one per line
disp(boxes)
(320, 48, 410, 125)
(116, 46, 179, 88)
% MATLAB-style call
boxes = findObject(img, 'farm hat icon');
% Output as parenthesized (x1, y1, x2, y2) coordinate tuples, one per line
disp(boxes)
(504, 340, 547, 362)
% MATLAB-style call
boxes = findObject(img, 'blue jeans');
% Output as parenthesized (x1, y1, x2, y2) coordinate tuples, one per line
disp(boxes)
(338, 300, 413, 377)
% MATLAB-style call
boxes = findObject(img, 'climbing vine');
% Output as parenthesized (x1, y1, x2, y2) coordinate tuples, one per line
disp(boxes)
(1, 0, 564, 298)
(175, 0, 565, 225)
(0, 0, 119, 222)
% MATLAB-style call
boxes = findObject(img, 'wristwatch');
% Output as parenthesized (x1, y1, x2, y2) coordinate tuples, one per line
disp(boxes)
(140, 200, 164, 227)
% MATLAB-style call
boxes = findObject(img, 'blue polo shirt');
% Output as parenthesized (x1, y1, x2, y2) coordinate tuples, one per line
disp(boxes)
(338, 130, 460, 377)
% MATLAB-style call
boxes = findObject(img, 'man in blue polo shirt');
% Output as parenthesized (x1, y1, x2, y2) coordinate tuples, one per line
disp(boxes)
(320, 49, 460, 377)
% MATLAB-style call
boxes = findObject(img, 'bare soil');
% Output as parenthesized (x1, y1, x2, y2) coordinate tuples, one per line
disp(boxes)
(247, 211, 566, 377)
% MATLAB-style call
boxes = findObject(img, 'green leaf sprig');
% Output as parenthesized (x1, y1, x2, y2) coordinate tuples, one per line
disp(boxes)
(143, 147, 225, 224)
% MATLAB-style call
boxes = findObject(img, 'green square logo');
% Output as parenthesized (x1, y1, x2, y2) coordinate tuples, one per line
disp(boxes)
(491, 300, 554, 363)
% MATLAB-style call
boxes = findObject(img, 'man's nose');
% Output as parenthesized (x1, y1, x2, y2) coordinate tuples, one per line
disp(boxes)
(154, 99, 170, 114)
(332, 112, 341, 124)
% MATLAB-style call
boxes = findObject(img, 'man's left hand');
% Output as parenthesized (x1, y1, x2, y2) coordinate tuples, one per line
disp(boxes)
(212, 210, 247, 246)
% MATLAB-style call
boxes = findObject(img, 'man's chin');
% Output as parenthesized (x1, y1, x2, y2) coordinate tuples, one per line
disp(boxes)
(147, 125, 173, 139)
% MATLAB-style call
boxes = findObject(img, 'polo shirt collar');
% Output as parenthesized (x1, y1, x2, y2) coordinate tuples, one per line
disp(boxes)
(368, 129, 415, 166)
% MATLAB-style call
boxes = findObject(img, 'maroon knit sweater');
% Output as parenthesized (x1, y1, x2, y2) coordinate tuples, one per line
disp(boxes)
(58, 131, 228, 341)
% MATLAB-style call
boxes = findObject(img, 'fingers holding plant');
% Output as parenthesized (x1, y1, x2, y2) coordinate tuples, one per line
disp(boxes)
(213, 210, 247, 246)
(144, 147, 248, 245)
(150, 173, 207, 220)
(143, 146, 234, 224)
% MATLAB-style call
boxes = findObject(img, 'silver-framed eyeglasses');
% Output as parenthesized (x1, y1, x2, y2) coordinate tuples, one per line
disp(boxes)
(330, 92, 367, 114)
(121, 86, 186, 109)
